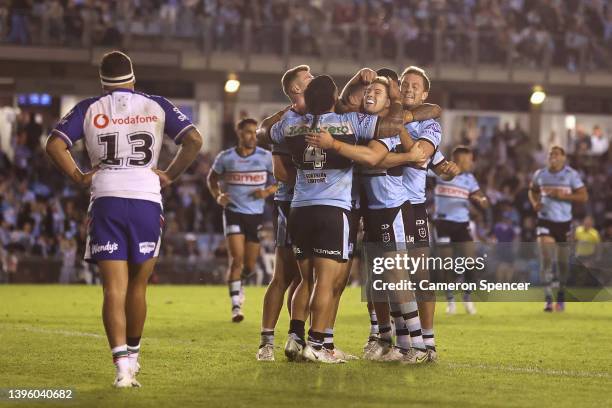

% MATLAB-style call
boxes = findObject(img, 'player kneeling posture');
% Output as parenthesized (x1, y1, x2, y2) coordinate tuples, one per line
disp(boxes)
(45, 51, 202, 387)
(208, 119, 277, 323)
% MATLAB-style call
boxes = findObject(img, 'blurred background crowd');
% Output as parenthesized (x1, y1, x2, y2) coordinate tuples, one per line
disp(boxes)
(1, 109, 610, 284)
(1, 0, 612, 71)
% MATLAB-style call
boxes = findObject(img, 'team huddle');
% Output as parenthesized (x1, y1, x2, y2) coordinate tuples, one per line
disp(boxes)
(209, 64, 588, 365)
(46, 50, 589, 385)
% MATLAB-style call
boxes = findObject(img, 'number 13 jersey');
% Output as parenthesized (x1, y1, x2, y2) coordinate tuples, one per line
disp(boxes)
(270, 111, 378, 211)
(50, 88, 195, 204)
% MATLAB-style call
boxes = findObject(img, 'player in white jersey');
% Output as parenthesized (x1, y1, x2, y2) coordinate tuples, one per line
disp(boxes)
(45, 51, 202, 387)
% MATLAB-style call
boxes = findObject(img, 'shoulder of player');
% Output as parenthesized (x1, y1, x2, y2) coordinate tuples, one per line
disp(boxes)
(417, 118, 441, 132)
(255, 147, 272, 157)
(563, 165, 580, 176)
(215, 148, 234, 161)
(76, 95, 103, 114)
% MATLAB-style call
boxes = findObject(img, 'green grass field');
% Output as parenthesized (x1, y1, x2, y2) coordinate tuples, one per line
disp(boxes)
(1, 285, 611, 408)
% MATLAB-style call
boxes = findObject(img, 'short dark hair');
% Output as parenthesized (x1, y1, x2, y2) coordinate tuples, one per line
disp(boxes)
(281, 65, 310, 97)
(376, 68, 399, 84)
(550, 145, 566, 155)
(236, 118, 257, 130)
(99, 51, 134, 84)
(304, 75, 337, 115)
(400, 66, 430, 92)
(452, 145, 472, 160)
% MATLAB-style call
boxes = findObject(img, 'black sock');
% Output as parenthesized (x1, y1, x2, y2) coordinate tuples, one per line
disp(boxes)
(289, 319, 305, 342)
(308, 331, 325, 350)
(556, 289, 565, 303)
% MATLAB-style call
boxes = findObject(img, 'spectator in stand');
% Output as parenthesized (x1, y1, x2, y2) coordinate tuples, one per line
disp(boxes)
(590, 125, 609, 157)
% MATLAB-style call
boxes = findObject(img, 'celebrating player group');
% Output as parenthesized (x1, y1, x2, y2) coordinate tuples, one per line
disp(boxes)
(46, 51, 588, 386)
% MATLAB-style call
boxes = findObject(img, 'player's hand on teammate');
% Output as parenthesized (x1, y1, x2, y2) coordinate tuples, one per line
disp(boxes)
(153, 169, 172, 188)
(305, 129, 335, 150)
(387, 77, 401, 102)
(406, 144, 427, 164)
(547, 190, 567, 201)
(216, 192, 231, 206)
(358, 68, 377, 85)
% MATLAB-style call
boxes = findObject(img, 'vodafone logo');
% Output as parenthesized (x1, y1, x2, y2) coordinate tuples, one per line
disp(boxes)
(92, 113, 158, 129)
(93, 113, 109, 129)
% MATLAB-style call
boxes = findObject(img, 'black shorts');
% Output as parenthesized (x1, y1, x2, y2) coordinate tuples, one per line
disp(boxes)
(348, 208, 362, 258)
(405, 202, 430, 248)
(364, 204, 411, 252)
(222, 209, 263, 243)
(434, 220, 472, 243)
(289, 205, 350, 262)
(273, 201, 292, 248)
(536, 218, 571, 243)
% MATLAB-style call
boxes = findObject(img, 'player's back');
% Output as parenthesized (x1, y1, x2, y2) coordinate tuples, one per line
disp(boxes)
(54, 88, 193, 204)
(271, 111, 377, 210)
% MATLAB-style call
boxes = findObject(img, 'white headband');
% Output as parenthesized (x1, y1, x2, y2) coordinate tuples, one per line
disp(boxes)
(100, 72, 135, 86)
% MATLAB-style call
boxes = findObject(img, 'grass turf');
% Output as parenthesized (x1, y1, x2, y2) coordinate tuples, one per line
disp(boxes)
(1, 285, 611, 408)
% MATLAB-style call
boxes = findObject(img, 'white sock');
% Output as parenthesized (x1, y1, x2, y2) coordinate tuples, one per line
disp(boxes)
(229, 280, 241, 309)
(127, 344, 140, 369)
(369, 310, 378, 336)
(111, 345, 130, 374)
(323, 328, 334, 350)
(401, 302, 426, 350)
(422, 328, 436, 351)
(390, 304, 410, 350)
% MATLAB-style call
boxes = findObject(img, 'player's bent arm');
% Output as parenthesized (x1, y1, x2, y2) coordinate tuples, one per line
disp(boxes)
(562, 186, 589, 203)
(433, 160, 459, 181)
(256, 106, 290, 146)
(45, 134, 94, 187)
(163, 128, 203, 182)
(470, 191, 490, 209)
(335, 139, 389, 167)
(378, 149, 422, 169)
(207, 170, 222, 200)
(404, 103, 442, 123)
(337, 69, 376, 114)
(528, 184, 542, 209)
(273, 154, 296, 185)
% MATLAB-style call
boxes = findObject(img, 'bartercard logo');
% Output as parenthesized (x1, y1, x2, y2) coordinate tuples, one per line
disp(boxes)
(91, 241, 119, 255)
(139, 242, 156, 255)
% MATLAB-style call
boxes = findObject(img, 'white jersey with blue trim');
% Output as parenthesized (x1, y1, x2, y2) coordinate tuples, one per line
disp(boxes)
(360, 135, 408, 209)
(212, 147, 274, 215)
(51, 88, 195, 205)
(531, 165, 584, 222)
(434, 172, 480, 223)
(401, 119, 443, 204)
(270, 111, 379, 211)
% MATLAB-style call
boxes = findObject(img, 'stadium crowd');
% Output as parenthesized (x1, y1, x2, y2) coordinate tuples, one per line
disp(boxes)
(1, 106, 611, 283)
(1, 0, 611, 70)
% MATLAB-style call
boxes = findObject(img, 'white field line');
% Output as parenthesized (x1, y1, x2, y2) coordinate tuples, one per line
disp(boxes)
(3, 324, 611, 379)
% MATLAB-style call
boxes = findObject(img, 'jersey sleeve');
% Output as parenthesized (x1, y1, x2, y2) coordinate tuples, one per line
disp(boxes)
(418, 120, 442, 149)
(372, 135, 399, 151)
(431, 150, 445, 166)
(50, 99, 92, 147)
(468, 174, 481, 194)
(347, 112, 378, 141)
(270, 120, 284, 145)
(211, 152, 225, 174)
(570, 170, 585, 190)
(271, 138, 289, 155)
(151, 96, 195, 144)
